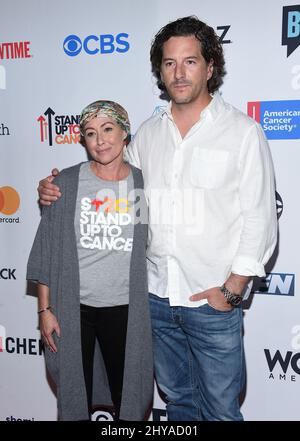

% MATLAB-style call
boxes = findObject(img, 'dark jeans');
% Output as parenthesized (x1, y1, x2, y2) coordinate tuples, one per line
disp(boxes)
(80, 303, 128, 420)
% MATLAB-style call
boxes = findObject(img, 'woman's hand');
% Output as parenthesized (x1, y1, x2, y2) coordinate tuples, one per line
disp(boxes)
(39, 310, 61, 352)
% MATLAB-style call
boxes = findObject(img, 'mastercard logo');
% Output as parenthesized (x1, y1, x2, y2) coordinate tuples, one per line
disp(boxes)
(0, 186, 20, 215)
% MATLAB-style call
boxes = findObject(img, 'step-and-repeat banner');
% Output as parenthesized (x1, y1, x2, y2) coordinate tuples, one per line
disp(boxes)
(1, 0, 300, 421)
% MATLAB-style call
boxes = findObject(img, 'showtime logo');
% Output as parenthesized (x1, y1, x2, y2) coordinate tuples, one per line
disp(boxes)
(63, 33, 129, 56)
(0, 41, 32, 60)
(248, 100, 300, 139)
(252, 273, 295, 296)
(37, 108, 80, 146)
(0, 186, 20, 223)
(6, 416, 35, 421)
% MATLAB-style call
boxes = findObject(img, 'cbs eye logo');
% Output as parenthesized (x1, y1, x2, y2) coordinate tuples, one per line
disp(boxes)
(91, 410, 114, 421)
(63, 35, 82, 56)
(0, 186, 20, 215)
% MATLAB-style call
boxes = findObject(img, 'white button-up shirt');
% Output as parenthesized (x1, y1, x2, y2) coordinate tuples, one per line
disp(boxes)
(126, 93, 278, 307)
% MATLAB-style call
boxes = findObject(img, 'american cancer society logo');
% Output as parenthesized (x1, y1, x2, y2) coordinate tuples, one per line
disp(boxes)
(248, 100, 300, 140)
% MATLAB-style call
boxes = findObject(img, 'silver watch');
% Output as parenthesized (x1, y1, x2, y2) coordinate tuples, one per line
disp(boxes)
(220, 284, 243, 307)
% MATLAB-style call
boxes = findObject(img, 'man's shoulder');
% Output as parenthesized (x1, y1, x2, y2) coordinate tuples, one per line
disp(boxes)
(223, 100, 258, 131)
(136, 111, 165, 134)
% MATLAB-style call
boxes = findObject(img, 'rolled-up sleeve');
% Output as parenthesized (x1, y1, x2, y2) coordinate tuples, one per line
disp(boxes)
(231, 123, 278, 277)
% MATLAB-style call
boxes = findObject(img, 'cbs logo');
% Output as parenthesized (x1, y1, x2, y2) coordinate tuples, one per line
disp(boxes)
(0, 186, 20, 215)
(91, 409, 114, 421)
(63, 33, 129, 56)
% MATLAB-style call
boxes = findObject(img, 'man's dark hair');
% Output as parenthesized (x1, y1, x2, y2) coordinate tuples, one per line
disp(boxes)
(150, 16, 226, 99)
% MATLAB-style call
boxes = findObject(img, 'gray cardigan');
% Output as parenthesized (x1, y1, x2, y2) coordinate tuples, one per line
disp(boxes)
(27, 163, 153, 421)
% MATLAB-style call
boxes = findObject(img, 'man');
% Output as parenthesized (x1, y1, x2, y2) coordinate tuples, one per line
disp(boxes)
(38, 16, 277, 421)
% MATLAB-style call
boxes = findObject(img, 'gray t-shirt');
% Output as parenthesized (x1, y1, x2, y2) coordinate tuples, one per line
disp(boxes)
(75, 162, 134, 307)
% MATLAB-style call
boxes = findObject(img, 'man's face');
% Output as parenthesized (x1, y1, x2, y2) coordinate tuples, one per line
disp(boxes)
(160, 35, 213, 105)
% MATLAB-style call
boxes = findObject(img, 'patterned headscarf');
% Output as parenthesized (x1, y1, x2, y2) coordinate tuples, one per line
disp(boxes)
(79, 100, 130, 136)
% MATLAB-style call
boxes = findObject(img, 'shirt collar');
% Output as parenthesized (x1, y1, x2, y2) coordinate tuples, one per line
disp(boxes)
(160, 101, 172, 118)
(160, 91, 225, 122)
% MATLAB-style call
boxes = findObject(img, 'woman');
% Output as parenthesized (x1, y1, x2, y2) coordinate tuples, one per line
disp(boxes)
(27, 100, 153, 421)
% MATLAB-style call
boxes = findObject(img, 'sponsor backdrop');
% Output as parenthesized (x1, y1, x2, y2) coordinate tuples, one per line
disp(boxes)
(0, 0, 299, 421)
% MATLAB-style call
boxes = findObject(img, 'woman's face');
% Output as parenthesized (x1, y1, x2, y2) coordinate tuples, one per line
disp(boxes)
(83, 116, 127, 167)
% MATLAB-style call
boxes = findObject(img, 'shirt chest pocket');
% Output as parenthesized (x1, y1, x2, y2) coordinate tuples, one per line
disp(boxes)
(190, 148, 230, 189)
